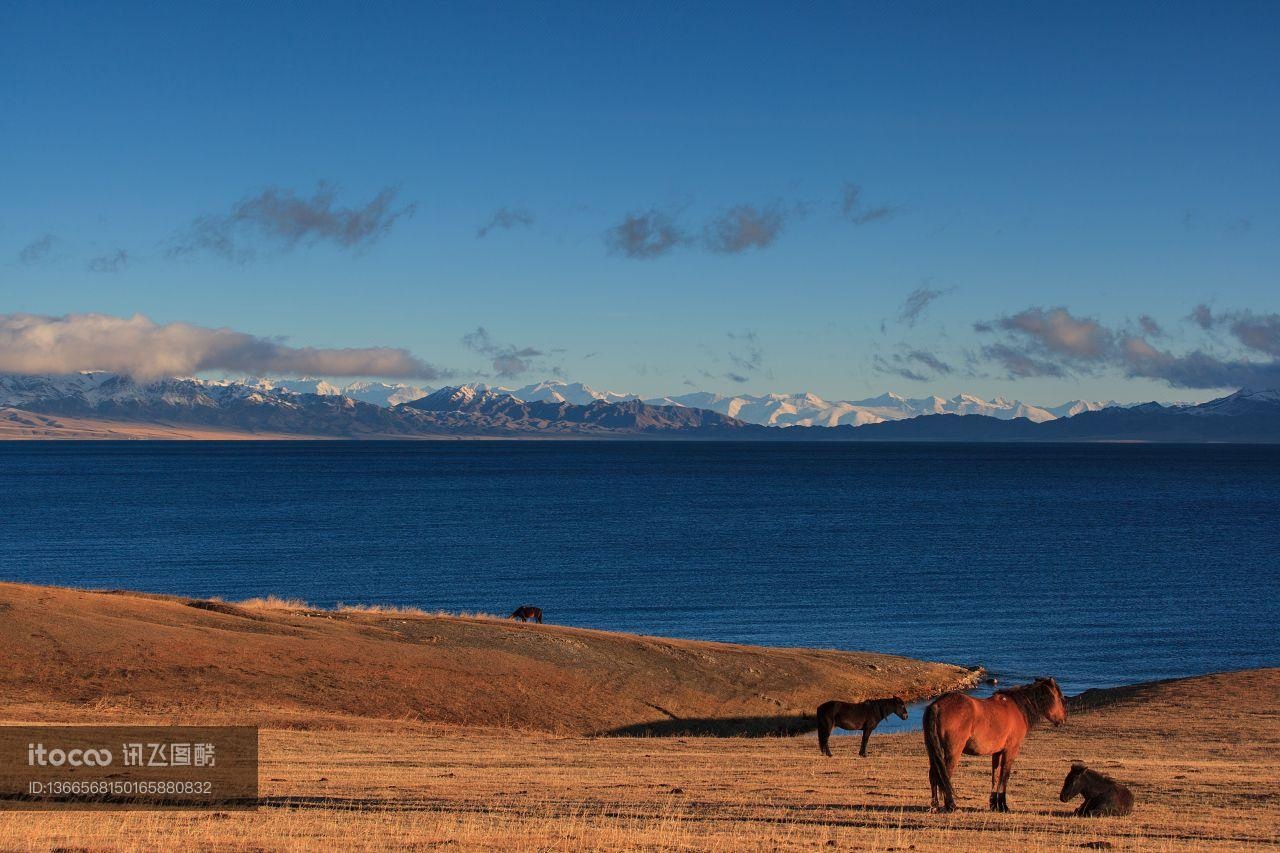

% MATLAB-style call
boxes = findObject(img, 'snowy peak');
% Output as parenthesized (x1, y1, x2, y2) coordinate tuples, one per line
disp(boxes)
(642, 389, 1099, 427)
(253, 377, 345, 397)
(340, 380, 432, 407)
(408, 385, 516, 412)
(1046, 399, 1118, 419)
(1239, 388, 1280, 403)
(248, 377, 432, 406)
(855, 392, 910, 406)
(509, 380, 638, 406)
(1187, 387, 1280, 416)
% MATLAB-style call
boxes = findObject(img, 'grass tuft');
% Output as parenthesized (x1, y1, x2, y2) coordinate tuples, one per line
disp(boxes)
(233, 595, 499, 620)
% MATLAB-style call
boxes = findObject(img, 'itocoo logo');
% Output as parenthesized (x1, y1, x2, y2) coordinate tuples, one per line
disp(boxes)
(27, 743, 114, 767)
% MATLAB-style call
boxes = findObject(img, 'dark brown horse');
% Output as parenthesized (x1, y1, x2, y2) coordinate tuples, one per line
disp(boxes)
(1060, 762, 1134, 816)
(509, 605, 542, 623)
(923, 677, 1067, 812)
(816, 697, 908, 757)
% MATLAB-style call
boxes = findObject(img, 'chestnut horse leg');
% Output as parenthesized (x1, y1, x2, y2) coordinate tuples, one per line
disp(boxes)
(817, 708, 835, 757)
(996, 744, 1019, 812)
(989, 753, 1003, 811)
(944, 750, 960, 811)
(859, 721, 874, 757)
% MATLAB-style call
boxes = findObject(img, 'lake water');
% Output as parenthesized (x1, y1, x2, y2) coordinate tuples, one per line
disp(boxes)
(2, 441, 1277, 725)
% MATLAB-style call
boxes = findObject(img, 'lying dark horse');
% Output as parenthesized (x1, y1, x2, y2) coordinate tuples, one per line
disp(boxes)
(1060, 762, 1134, 816)
(924, 677, 1067, 812)
(509, 605, 543, 623)
(816, 697, 908, 757)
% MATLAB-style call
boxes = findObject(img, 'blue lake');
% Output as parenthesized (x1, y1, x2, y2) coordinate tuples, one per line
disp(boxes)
(2, 441, 1277, 709)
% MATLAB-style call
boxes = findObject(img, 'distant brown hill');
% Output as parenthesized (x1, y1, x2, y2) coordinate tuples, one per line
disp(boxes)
(0, 407, 321, 440)
(0, 583, 976, 733)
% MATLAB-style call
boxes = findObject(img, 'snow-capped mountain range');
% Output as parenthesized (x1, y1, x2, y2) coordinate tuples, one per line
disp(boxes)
(641, 390, 1118, 426)
(0, 372, 430, 410)
(0, 373, 1120, 427)
(1, 372, 1277, 442)
(440, 381, 1119, 426)
(255, 378, 432, 407)
(456, 382, 1118, 426)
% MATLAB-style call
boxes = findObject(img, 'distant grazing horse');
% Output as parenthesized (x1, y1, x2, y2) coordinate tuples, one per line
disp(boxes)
(816, 697, 908, 757)
(923, 677, 1067, 812)
(1060, 762, 1134, 816)
(509, 606, 543, 623)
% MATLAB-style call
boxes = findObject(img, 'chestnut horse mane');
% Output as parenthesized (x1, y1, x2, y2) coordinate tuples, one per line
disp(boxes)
(995, 678, 1061, 727)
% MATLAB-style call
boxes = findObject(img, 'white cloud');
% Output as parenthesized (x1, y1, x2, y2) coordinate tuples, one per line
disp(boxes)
(0, 313, 443, 380)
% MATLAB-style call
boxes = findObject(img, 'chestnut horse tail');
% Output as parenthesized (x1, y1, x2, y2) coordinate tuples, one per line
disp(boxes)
(923, 702, 954, 803)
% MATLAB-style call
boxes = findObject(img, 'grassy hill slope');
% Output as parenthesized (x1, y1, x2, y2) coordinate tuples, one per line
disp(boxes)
(0, 583, 976, 733)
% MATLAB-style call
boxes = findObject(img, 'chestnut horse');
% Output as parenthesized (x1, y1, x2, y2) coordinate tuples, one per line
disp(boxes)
(509, 605, 543, 623)
(923, 677, 1067, 812)
(816, 697, 908, 757)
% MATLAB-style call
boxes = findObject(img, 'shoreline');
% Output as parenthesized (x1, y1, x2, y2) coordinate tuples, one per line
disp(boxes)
(3, 581, 1267, 728)
(5, 408, 1280, 443)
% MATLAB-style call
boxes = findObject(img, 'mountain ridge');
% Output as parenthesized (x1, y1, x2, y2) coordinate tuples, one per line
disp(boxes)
(0, 373, 1123, 428)
(0, 373, 1276, 442)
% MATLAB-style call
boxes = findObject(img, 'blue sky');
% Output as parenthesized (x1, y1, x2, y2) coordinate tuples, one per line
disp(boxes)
(2, 1, 1277, 403)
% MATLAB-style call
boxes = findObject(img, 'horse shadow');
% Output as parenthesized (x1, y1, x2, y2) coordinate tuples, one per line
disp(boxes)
(837, 803, 936, 814)
(599, 714, 817, 737)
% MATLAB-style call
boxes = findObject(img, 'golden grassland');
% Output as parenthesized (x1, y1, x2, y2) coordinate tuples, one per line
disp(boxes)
(0, 583, 975, 734)
(0, 584, 1275, 850)
(2, 670, 1278, 850)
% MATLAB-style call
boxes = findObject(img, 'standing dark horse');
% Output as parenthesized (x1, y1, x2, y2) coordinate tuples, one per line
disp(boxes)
(1060, 762, 1134, 816)
(816, 697, 908, 757)
(923, 677, 1067, 812)
(509, 605, 543, 623)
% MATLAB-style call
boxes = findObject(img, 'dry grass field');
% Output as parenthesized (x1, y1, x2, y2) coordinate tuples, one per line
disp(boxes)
(0, 583, 975, 734)
(0, 584, 1275, 850)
